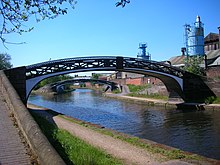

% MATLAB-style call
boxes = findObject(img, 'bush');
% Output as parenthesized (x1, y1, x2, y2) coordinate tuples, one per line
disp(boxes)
(127, 84, 151, 93)
(204, 96, 216, 104)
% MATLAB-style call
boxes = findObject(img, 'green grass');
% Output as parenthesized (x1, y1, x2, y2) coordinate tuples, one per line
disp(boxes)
(31, 112, 122, 165)
(213, 97, 220, 104)
(204, 96, 220, 104)
(127, 84, 168, 101)
(127, 93, 168, 100)
(112, 89, 121, 94)
(127, 84, 151, 93)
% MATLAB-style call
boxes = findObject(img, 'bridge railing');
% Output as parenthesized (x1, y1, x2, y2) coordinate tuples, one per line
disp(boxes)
(25, 56, 185, 79)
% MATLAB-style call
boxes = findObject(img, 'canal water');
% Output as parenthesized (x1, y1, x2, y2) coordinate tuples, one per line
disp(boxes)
(28, 89, 220, 160)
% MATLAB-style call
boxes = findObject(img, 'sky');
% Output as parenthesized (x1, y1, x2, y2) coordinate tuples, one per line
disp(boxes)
(1, 0, 220, 69)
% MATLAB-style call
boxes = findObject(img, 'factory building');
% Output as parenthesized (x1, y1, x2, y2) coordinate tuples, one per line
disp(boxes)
(110, 16, 220, 87)
(205, 31, 220, 51)
(169, 16, 220, 67)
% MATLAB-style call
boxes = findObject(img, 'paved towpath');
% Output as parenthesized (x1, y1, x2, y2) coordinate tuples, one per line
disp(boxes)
(29, 104, 194, 165)
(0, 92, 31, 165)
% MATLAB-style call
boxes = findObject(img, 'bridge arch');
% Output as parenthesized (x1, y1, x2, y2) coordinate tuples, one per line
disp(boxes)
(25, 56, 185, 100)
(51, 78, 119, 92)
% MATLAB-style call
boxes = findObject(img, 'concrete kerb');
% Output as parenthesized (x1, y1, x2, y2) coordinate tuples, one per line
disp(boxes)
(0, 70, 65, 165)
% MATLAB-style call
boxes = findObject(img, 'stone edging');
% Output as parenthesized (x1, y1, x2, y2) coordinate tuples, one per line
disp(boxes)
(104, 93, 220, 110)
(0, 70, 65, 165)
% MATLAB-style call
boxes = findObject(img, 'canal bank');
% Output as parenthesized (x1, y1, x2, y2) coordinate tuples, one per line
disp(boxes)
(103, 93, 220, 111)
(27, 103, 220, 165)
(28, 89, 220, 160)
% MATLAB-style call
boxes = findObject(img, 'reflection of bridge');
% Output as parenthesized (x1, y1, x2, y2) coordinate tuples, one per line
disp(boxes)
(4, 56, 215, 103)
(51, 78, 119, 92)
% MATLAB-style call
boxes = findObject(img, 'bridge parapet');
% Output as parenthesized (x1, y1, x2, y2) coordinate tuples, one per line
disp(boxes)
(25, 56, 184, 79)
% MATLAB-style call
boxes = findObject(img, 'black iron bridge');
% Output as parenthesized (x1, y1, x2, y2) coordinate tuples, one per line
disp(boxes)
(50, 78, 119, 93)
(4, 56, 215, 104)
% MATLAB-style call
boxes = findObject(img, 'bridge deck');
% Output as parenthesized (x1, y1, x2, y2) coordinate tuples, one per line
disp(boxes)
(0, 92, 31, 165)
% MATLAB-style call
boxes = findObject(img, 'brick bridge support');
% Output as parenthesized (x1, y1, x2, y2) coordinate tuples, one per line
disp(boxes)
(4, 67, 27, 104)
(183, 72, 216, 102)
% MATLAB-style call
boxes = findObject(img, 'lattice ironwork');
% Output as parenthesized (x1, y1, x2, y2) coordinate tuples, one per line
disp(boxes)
(51, 79, 117, 88)
(26, 56, 185, 79)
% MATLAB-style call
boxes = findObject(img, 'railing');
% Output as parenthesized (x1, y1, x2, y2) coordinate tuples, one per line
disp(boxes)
(25, 56, 185, 79)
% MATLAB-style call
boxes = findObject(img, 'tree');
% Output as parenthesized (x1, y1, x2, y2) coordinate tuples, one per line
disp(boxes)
(0, 0, 130, 45)
(92, 73, 102, 79)
(184, 56, 204, 76)
(0, 53, 13, 70)
(116, 0, 130, 7)
(35, 74, 73, 89)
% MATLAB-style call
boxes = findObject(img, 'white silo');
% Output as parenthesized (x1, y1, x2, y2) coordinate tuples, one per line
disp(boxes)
(185, 16, 205, 56)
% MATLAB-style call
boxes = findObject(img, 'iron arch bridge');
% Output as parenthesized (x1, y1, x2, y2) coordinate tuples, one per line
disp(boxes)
(50, 78, 119, 93)
(4, 56, 215, 103)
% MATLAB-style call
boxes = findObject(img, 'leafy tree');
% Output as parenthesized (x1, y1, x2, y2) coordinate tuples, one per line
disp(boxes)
(36, 74, 72, 89)
(92, 73, 102, 79)
(0, 53, 13, 69)
(184, 56, 204, 76)
(0, 0, 130, 45)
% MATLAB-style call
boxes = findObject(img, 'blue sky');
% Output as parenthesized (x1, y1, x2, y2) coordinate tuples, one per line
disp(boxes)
(1, 0, 220, 68)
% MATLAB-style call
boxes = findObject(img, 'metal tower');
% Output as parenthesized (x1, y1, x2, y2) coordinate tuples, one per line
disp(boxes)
(185, 16, 205, 56)
(137, 42, 151, 60)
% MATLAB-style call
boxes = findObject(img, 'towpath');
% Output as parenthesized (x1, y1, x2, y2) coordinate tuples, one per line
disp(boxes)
(28, 104, 194, 165)
(0, 92, 32, 165)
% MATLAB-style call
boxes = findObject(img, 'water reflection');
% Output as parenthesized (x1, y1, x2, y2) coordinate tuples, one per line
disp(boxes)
(28, 89, 220, 160)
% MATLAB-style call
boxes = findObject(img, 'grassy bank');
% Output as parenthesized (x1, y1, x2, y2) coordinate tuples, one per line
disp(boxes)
(55, 112, 204, 162)
(213, 97, 220, 104)
(31, 112, 122, 165)
(127, 93, 168, 100)
(29, 104, 215, 164)
(127, 84, 168, 100)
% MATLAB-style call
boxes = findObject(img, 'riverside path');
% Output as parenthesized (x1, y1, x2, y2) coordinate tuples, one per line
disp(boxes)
(0, 92, 32, 165)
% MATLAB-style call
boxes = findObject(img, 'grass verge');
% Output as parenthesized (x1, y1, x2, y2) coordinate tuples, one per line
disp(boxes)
(213, 97, 220, 104)
(127, 93, 168, 100)
(127, 84, 151, 93)
(127, 84, 168, 100)
(57, 113, 203, 162)
(31, 112, 122, 165)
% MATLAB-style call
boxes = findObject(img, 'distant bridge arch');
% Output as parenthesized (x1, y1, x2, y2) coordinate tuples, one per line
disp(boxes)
(4, 56, 215, 103)
(51, 78, 119, 92)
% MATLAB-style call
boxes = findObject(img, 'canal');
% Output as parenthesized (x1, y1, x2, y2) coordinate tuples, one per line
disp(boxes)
(28, 89, 220, 160)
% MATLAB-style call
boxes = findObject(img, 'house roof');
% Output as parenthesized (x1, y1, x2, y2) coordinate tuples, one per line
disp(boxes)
(168, 49, 220, 66)
(205, 33, 219, 42)
(206, 49, 220, 59)
(168, 55, 185, 66)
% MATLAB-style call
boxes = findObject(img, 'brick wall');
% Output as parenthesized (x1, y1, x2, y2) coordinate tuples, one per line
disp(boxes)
(112, 77, 164, 86)
(126, 78, 143, 85)
(206, 66, 220, 79)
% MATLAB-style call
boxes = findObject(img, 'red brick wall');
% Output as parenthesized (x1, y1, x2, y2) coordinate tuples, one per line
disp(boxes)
(206, 66, 220, 78)
(85, 82, 92, 87)
(126, 78, 142, 85)
(112, 77, 164, 86)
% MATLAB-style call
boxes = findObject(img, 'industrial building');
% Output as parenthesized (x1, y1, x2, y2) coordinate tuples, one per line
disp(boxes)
(109, 16, 220, 88)
(169, 16, 220, 67)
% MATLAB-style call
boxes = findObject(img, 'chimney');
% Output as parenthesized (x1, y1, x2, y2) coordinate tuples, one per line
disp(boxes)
(181, 47, 186, 56)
